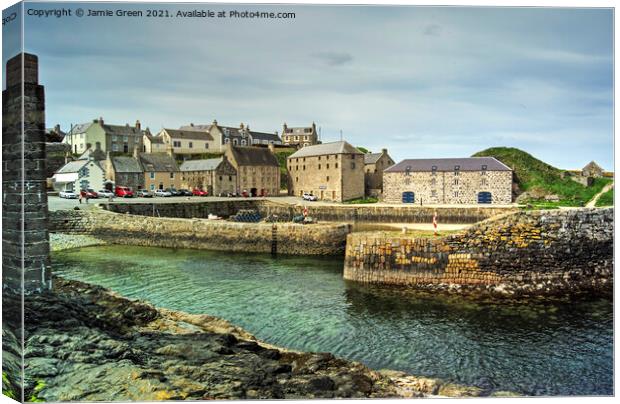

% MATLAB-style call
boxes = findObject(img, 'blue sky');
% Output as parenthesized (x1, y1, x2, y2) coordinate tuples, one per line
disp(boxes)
(3, 2, 614, 169)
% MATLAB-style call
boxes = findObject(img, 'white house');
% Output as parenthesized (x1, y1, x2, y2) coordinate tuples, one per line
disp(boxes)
(52, 158, 106, 192)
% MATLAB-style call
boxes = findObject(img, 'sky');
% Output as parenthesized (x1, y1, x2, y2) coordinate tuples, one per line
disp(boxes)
(2, 1, 614, 170)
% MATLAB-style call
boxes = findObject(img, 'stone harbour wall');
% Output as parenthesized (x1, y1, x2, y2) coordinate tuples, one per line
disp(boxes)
(102, 200, 516, 224)
(49, 208, 350, 256)
(344, 208, 613, 295)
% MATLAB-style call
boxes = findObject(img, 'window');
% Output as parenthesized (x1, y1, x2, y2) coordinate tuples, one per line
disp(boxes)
(225, 138, 230, 144)
(318, 164, 321, 170)
(219, 176, 223, 181)
(351, 154, 355, 159)
(241, 140, 246, 146)
(335, 163, 339, 169)
(318, 156, 321, 161)
(481, 178, 487, 186)
(296, 177, 299, 182)
(150, 172, 155, 179)
(454, 191, 459, 197)
(112, 144, 119, 152)
(229, 176, 232, 181)
(327, 164, 330, 169)
(303, 165, 306, 170)
(454, 165, 460, 176)
(173, 140, 181, 147)
(205, 143, 209, 149)
(326, 176, 330, 182)
(189, 142, 193, 148)
(454, 178, 459, 186)
(170, 172, 174, 179)
(233, 139, 238, 145)
(150, 184, 155, 190)
(351, 162, 356, 169)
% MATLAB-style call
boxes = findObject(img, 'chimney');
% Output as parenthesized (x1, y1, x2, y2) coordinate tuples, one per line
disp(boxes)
(190, 123, 194, 127)
(135, 120, 141, 130)
(54, 124, 61, 134)
(382, 148, 388, 155)
(268, 143, 275, 153)
(86, 142, 92, 150)
(98, 116, 104, 125)
(213, 119, 218, 126)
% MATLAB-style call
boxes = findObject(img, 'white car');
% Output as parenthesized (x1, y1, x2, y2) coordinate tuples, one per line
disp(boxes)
(154, 189, 172, 197)
(97, 190, 115, 198)
(59, 190, 78, 199)
(302, 193, 318, 201)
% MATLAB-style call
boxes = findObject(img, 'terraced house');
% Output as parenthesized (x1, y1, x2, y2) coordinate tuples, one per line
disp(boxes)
(224, 144, 280, 196)
(179, 121, 282, 151)
(287, 141, 365, 202)
(105, 150, 144, 191)
(281, 122, 319, 148)
(154, 128, 217, 154)
(138, 152, 182, 191)
(179, 156, 237, 195)
(63, 117, 146, 154)
(383, 157, 513, 205)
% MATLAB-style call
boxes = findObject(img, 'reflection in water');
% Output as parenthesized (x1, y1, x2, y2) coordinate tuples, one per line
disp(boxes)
(53, 245, 613, 396)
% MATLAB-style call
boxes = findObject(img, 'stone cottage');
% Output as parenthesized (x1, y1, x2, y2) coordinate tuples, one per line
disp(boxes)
(138, 152, 182, 191)
(287, 141, 365, 202)
(224, 144, 281, 196)
(281, 122, 319, 148)
(383, 157, 512, 205)
(179, 156, 237, 195)
(52, 157, 106, 193)
(63, 117, 146, 154)
(582, 161, 604, 178)
(364, 148, 395, 197)
(105, 150, 144, 191)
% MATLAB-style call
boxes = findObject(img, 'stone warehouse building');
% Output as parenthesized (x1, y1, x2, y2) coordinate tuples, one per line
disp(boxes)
(287, 141, 365, 202)
(179, 156, 237, 195)
(281, 122, 319, 148)
(383, 157, 512, 205)
(364, 148, 395, 197)
(224, 144, 280, 196)
(63, 117, 148, 154)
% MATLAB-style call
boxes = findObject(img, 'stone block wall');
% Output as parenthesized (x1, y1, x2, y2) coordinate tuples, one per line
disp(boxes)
(344, 208, 613, 295)
(49, 209, 350, 256)
(2, 53, 51, 293)
(101, 200, 516, 224)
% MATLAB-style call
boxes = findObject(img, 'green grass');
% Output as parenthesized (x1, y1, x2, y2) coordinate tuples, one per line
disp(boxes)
(275, 150, 295, 190)
(344, 196, 379, 204)
(473, 147, 612, 207)
(595, 187, 614, 207)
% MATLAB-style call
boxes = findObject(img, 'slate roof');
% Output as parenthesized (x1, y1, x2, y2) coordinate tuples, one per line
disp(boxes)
(138, 153, 179, 172)
(179, 124, 212, 131)
(145, 133, 165, 144)
(384, 157, 512, 173)
(288, 141, 362, 159)
(46, 127, 67, 137)
(56, 160, 87, 174)
(180, 158, 223, 172)
(364, 153, 383, 165)
(249, 130, 281, 143)
(111, 156, 143, 173)
(228, 146, 279, 167)
(102, 124, 143, 136)
(163, 128, 214, 141)
(67, 122, 93, 135)
(582, 161, 602, 172)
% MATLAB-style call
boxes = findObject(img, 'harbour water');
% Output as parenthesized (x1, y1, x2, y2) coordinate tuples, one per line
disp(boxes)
(53, 245, 613, 396)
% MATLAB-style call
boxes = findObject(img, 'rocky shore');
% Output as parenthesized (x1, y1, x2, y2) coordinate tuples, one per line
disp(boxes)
(3, 275, 506, 401)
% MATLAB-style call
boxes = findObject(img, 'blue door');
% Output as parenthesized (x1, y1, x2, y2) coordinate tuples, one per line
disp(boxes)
(402, 191, 415, 203)
(478, 192, 492, 204)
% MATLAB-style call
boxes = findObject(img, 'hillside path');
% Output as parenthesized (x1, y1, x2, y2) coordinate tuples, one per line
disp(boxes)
(586, 182, 614, 208)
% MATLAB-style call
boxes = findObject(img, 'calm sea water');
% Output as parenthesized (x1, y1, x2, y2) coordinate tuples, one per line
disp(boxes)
(53, 246, 613, 396)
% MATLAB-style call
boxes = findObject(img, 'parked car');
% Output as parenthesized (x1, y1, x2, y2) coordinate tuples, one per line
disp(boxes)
(59, 190, 78, 199)
(177, 189, 192, 196)
(80, 188, 99, 199)
(166, 188, 182, 196)
(241, 190, 249, 197)
(227, 192, 238, 197)
(154, 189, 172, 197)
(97, 189, 115, 198)
(302, 193, 318, 201)
(192, 188, 208, 196)
(115, 186, 134, 198)
(137, 189, 153, 198)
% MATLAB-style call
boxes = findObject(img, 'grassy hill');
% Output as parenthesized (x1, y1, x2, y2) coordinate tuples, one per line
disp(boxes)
(472, 147, 612, 207)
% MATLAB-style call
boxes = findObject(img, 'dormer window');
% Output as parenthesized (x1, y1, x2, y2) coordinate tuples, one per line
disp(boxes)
(431, 165, 437, 175)
(454, 165, 460, 176)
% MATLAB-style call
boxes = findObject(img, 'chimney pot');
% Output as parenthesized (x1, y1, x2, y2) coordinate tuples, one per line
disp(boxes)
(135, 120, 141, 130)
(382, 148, 388, 154)
(98, 117, 104, 125)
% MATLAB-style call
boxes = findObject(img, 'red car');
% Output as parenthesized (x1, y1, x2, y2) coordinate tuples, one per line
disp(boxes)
(80, 188, 98, 199)
(192, 188, 208, 196)
(115, 186, 134, 198)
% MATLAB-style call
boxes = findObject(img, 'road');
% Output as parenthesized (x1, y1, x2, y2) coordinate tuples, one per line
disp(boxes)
(585, 182, 614, 208)
(47, 194, 518, 212)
